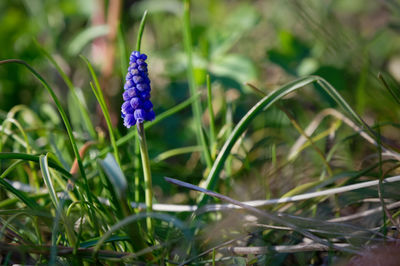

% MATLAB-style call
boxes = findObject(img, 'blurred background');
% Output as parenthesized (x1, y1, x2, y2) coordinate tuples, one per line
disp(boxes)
(1, 0, 400, 200)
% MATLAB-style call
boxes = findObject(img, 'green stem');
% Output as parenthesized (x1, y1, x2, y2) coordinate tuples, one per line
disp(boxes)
(137, 122, 153, 233)
(134, 136, 140, 205)
(183, 0, 212, 168)
(206, 74, 216, 158)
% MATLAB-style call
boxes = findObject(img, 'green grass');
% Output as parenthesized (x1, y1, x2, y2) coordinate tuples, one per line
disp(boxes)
(1, 1, 400, 265)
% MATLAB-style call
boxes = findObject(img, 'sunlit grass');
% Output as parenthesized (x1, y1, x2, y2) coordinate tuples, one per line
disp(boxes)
(1, 1, 400, 265)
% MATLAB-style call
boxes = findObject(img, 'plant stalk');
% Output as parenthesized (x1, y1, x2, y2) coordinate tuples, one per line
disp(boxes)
(137, 122, 153, 233)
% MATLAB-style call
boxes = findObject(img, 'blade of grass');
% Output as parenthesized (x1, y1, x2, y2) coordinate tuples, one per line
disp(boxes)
(378, 72, 400, 105)
(153, 146, 202, 162)
(165, 176, 359, 254)
(136, 10, 148, 53)
(247, 82, 333, 176)
(93, 212, 187, 256)
(0, 59, 91, 202)
(206, 74, 217, 158)
(39, 154, 77, 247)
(35, 42, 97, 138)
(0, 117, 39, 188)
(288, 108, 400, 161)
(79, 235, 130, 248)
(0, 119, 31, 154)
(158, 175, 400, 214)
(277, 103, 333, 176)
(0, 152, 71, 178)
(81, 56, 121, 166)
(198, 75, 382, 205)
(183, 0, 212, 168)
(198, 76, 317, 204)
(0, 160, 40, 209)
(0, 126, 27, 149)
(39, 154, 59, 207)
(0, 105, 41, 151)
(98, 153, 127, 201)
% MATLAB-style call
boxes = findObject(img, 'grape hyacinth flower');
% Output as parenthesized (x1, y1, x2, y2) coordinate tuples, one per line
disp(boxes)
(121, 51, 155, 128)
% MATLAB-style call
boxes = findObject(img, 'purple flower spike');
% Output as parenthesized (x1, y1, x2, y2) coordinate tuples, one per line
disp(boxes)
(132, 75, 143, 84)
(141, 91, 150, 100)
(136, 83, 148, 92)
(139, 53, 147, 60)
(121, 51, 155, 128)
(134, 109, 146, 122)
(146, 109, 155, 121)
(142, 100, 153, 110)
(121, 101, 133, 115)
(138, 65, 147, 72)
(130, 68, 140, 75)
(130, 97, 141, 109)
(123, 114, 136, 128)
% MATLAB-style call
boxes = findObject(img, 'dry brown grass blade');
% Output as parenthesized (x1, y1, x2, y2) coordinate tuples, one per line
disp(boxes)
(164, 177, 360, 254)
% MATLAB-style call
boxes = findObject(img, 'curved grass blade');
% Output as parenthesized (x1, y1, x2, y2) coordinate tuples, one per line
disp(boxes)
(206, 74, 217, 158)
(0, 59, 91, 202)
(93, 212, 188, 256)
(39, 154, 62, 263)
(0, 118, 30, 152)
(35, 42, 96, 138)
(39, 154, 59, 207)
(98, 153, 127, 200)
(198, 75, 382, 205)
(0, 117, 40, 188)
(0, 209, 52, 218)
(39, 154, 77, 248)
(198, 76, 318, 204)
(0, 152, 71, 178)
(80, 56, 121, 166)
(153, 146, 202, 162)
(165, 176, 359, 254)
(0, 213, 38, 245)
(0, 160, 40, 209)
(0, 126, 26, 149)
(0, 105, 41, 151)
(79, 235, 130, 248)
(378, 72, 400, 105)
